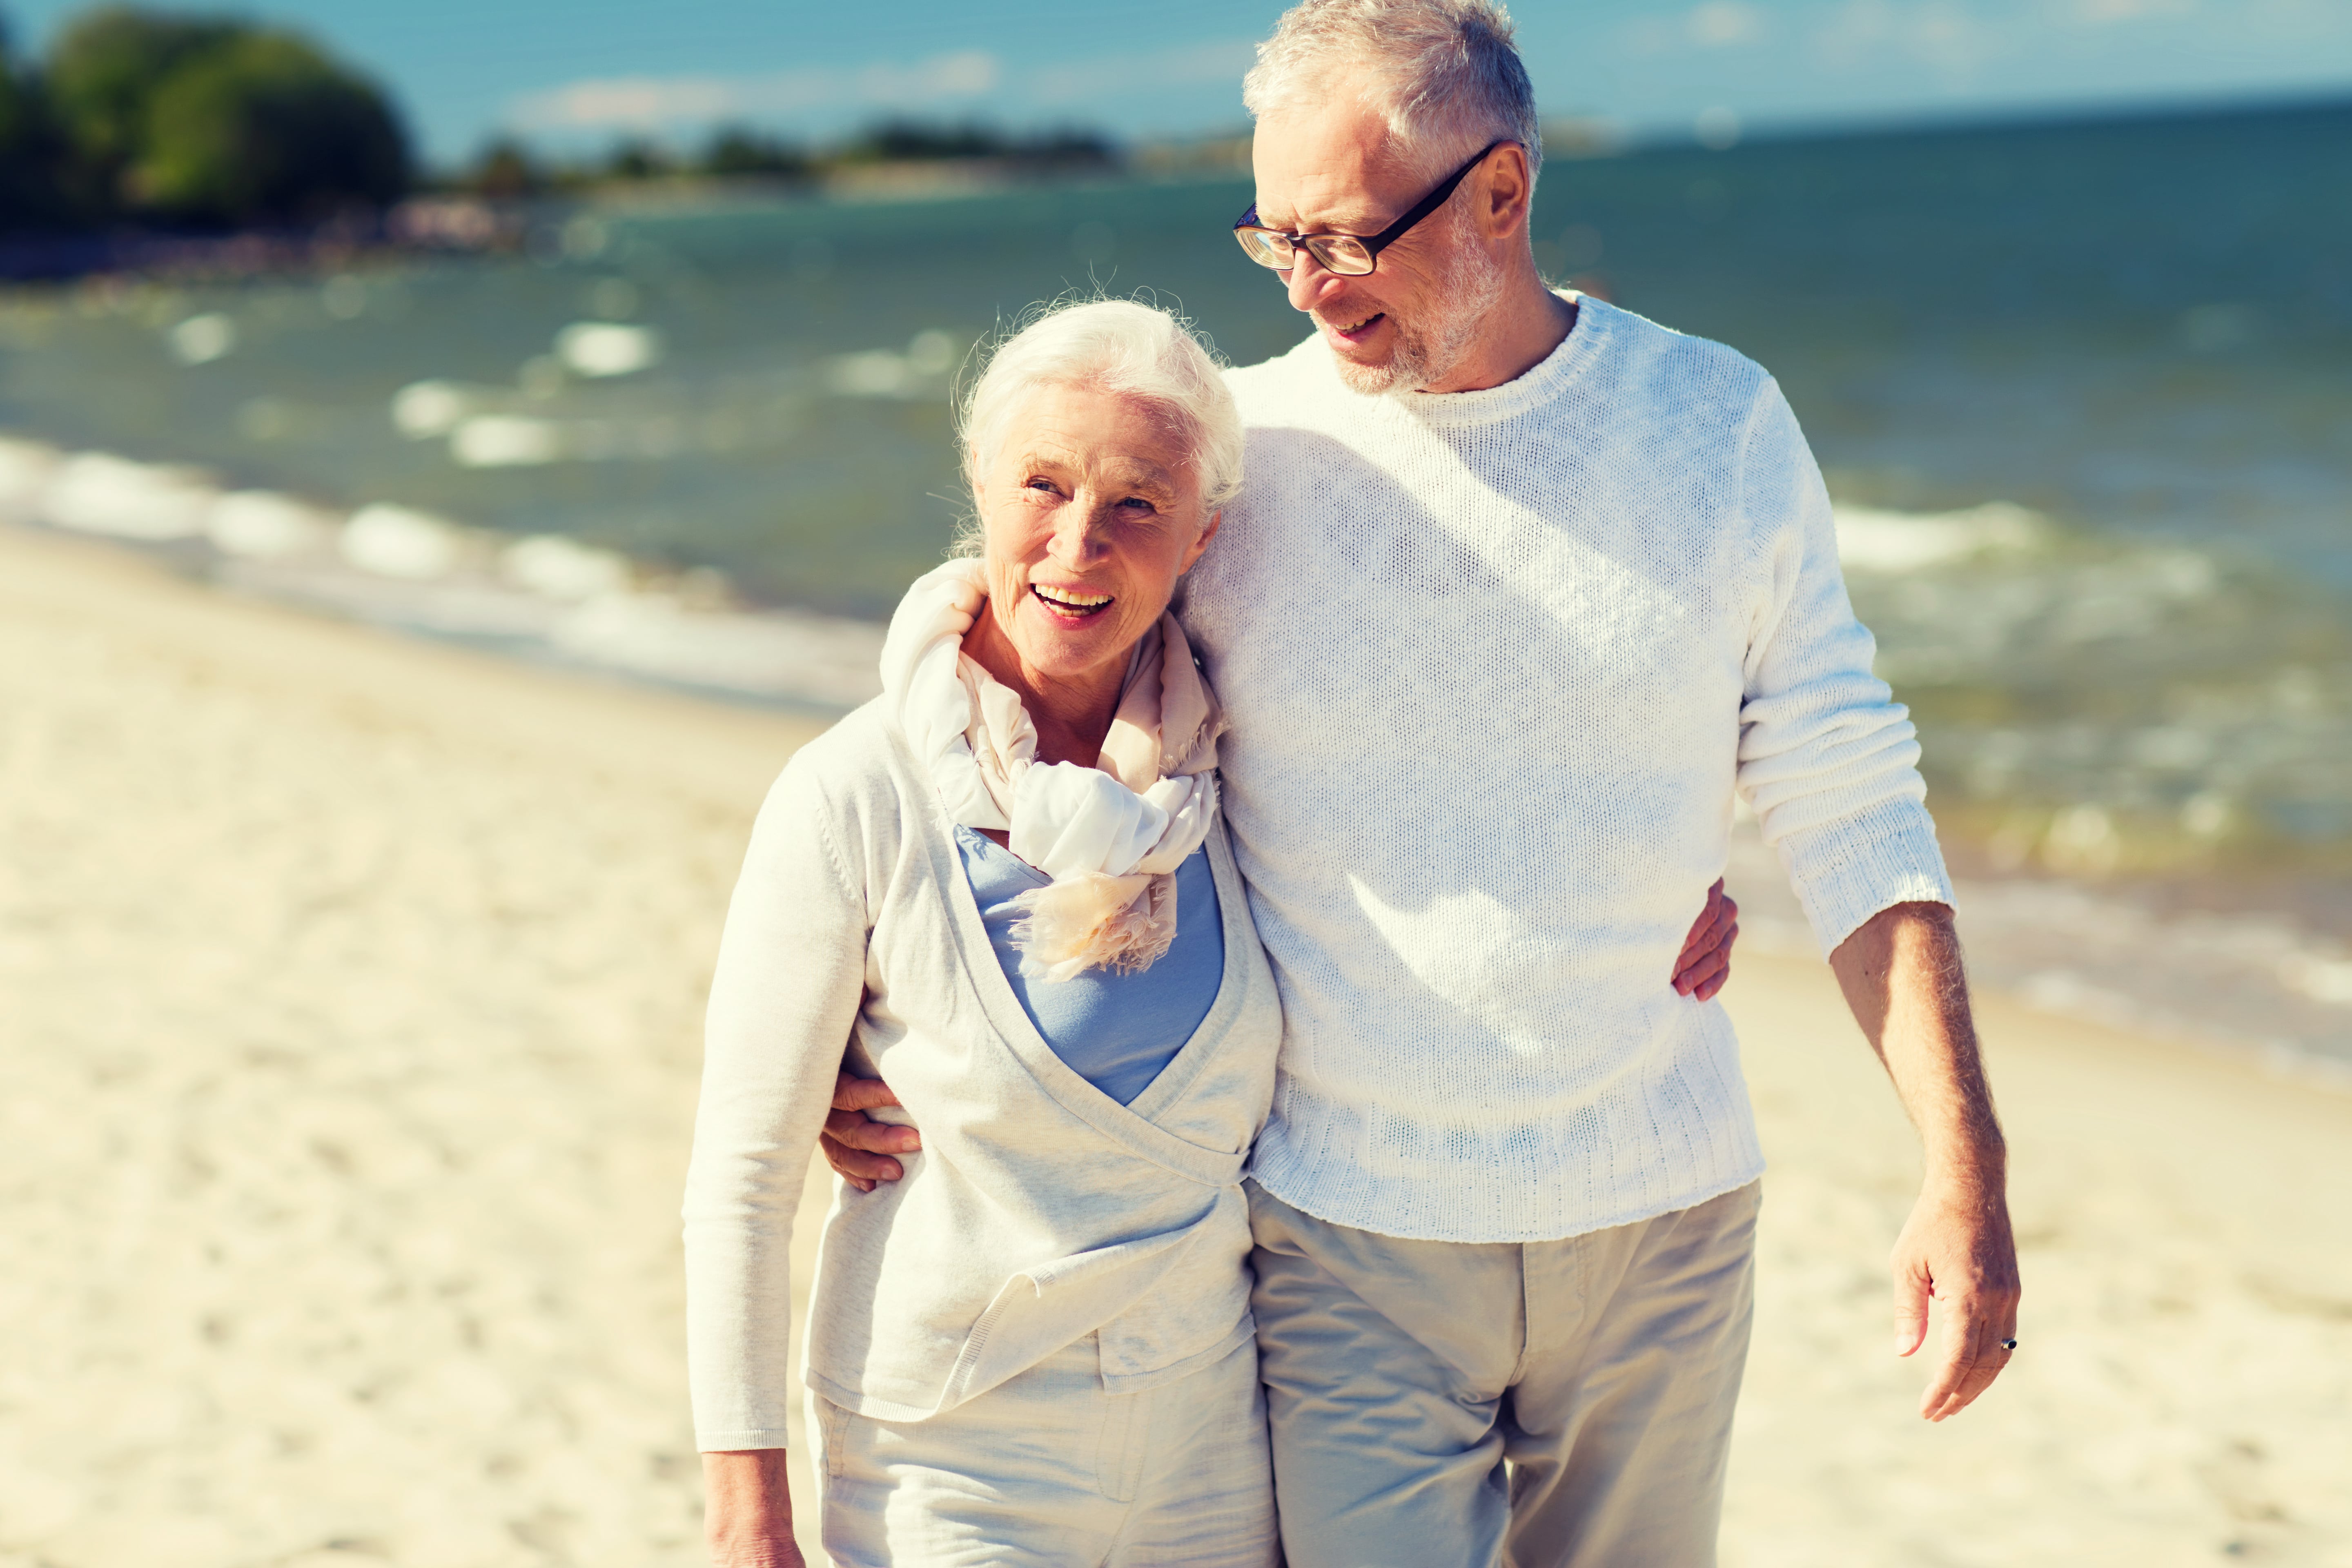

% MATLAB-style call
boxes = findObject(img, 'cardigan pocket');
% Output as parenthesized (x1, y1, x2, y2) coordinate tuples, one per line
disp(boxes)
(932, 1221, 1208, 1413)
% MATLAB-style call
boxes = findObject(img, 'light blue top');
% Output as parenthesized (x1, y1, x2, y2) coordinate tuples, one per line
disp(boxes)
(952, 825, 1225, 1106)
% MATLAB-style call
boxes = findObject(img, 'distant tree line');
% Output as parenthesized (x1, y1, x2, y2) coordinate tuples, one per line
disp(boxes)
(455, 120, 1119, 198)
(0, 4, 408, 233)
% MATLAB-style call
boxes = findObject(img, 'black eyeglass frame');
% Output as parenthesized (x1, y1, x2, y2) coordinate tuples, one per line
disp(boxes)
(1232, 138, 1511, 276)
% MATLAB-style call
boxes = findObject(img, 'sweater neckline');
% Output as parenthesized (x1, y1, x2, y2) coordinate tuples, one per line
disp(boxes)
(1386, 290, 1612, 428)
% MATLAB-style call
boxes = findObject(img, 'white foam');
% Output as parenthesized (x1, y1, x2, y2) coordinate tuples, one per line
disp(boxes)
(451, 416, 567, 469)
(390, 381, 481, 439)
(167, 313, 238, 366)
(41, 452, 220, 540)
(207, 492, 339, 559)
(548, 592, 884, 705)
(1833, 501, 2043, 573)
(501, 535, 632, 602)
(341, 504, 465, 580)
(555, 322, 663, 379)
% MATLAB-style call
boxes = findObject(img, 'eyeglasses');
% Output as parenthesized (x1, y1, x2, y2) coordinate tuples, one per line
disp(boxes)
(1233, 139, 1509, 277)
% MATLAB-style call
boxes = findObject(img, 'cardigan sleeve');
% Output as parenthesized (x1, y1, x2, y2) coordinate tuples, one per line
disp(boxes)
(1732, 377, 1956, 956)
(682, 752, 871, 1450)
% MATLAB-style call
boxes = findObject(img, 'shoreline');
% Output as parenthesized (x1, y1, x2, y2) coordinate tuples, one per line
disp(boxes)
(9, 426, 2345, 1080)
(4, 522, 2344, 1565)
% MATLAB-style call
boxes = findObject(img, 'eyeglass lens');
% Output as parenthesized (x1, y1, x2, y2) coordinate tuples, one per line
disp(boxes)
(1235, 228, 1376, 276)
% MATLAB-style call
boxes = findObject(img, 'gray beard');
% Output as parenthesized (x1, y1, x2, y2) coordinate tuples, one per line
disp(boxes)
(1331, 239, 1510, 398)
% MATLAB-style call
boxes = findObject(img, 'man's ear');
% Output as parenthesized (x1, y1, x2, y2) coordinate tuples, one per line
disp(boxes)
(1483, 144, 1535, 240)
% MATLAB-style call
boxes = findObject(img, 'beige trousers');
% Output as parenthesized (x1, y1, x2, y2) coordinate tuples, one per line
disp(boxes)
(808, 1333, 1278, 1567)
(1248, 1179, 1762, 1568)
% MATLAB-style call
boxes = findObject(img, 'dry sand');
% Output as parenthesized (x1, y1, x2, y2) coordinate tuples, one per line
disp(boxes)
(2, 526, 2347, 1567)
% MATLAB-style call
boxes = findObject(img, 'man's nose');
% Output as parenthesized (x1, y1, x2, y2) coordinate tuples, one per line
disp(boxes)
(1283, 251, 1347, 315)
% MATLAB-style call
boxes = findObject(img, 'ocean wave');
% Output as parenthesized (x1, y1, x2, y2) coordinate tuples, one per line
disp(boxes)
(1833, 499, 2352, 871)
(0, 433, 885, 710)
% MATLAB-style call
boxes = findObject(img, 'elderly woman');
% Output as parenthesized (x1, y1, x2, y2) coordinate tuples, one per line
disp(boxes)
(686, 299, 1738, 1565)
(688, 300, 1279, 1567)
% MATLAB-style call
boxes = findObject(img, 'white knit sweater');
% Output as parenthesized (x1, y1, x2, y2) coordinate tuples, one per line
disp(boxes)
(1177, 295, 1953, 1245)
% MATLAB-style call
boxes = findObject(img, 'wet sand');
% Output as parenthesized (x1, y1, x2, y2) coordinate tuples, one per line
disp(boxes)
(2, 526, 2346, 1566)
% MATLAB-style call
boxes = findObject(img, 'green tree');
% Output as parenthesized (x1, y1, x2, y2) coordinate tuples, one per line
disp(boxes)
(129, 29, 408, 224)
(466, 135, 543, 199)
(701, 124, 808, 180)
(602, 136, 673, 182)
(42, 5, 238, 208)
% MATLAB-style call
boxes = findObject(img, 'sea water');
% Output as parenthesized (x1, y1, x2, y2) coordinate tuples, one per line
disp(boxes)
(2, 97, 2347, 1064)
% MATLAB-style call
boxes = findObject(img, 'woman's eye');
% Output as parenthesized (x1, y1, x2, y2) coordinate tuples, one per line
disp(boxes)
(1118, 497, 1157, 514)
(1025, 477, 1059, 495)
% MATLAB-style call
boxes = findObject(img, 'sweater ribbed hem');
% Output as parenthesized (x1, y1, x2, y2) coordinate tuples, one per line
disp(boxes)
(1244, 1016, 1768, 1245)
(694, 1427, 789, 1453)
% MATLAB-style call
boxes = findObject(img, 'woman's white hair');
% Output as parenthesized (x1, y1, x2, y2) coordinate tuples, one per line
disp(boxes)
(956, 298, 1243, 548)
(1243, 0, 1542, 185)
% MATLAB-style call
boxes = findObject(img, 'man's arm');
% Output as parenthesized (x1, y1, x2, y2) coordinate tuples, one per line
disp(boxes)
(1828, 900, 2018, 1421)
(816, 882, 1745, 1185)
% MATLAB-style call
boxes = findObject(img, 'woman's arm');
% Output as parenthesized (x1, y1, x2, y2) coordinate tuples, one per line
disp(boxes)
(703, 1450, 805, 1568)
(683, 756, 870, 1551)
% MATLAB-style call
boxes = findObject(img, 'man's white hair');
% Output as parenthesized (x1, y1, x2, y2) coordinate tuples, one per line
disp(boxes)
(957, 298, 1243, 538)
(1243, 0, 1543, 183)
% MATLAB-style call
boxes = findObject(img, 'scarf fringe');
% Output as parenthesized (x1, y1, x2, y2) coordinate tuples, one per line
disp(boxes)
(1005, 872, 1175, 984)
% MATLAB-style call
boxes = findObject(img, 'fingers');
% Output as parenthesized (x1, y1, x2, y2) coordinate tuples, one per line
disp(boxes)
(819, 1132, 902, 1194)
(831, 1070, 902, 1113)
(1674, 880, 1730, 959)
(1683, 933, 1738, 1001)
(822, 1071, 918, 1194)
(1919, 1293, 2017, 1422)
(1673, 945, 1728, 998)
(1892, 1255, 1932, 1361)
(824, 1106, 921, 1156)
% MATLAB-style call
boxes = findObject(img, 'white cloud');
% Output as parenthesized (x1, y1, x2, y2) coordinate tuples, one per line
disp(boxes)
(1687, 2, 1768, 47)
(1029, 40, 1258, 106)
(2071, 0, 2198, 21)
(1621, 1, 1769, 54)
(508, 40, 1260, 135)
(509, 50, 1002, 133)
(1813, 0, 2001, 80)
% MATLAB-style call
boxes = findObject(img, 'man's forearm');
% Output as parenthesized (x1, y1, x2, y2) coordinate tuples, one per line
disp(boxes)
(1827, 899, 2020, 1420)
(1828, 901, 2004, 1178)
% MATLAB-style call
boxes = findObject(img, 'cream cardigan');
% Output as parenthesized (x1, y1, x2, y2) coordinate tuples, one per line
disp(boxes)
(682, 703, 1280, 1448)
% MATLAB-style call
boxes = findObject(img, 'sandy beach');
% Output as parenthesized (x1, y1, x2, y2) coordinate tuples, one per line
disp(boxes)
(3, 525, 2347, 1568)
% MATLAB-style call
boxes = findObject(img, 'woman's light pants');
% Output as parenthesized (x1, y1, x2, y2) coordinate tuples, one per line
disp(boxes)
(808, 1333, 1277, 1566)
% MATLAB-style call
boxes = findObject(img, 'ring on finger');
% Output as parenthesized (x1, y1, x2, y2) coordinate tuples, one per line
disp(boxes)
(1999, 1337, 2018, 1351)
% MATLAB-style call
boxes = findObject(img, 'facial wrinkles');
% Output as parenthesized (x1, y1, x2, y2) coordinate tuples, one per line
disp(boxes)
(1331, 203, 1507, 397)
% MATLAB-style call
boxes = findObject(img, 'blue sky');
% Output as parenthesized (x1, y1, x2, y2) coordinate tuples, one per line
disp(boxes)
(5, 0, 2348, 165)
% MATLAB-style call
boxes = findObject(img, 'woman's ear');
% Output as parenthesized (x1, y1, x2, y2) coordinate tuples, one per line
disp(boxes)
(1180, 509, 1223, 573)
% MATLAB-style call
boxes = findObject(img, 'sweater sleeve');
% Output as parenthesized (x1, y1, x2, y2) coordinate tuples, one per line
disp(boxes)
(682, 754, 870, 1450)
(1733, 377, 1955, 956)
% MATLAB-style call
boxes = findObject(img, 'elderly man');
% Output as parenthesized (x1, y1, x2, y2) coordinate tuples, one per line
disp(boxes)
(827, 1, 2019, 1562)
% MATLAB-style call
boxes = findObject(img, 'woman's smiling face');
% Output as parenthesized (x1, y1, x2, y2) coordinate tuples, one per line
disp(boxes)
(973, 383, 1220, 691)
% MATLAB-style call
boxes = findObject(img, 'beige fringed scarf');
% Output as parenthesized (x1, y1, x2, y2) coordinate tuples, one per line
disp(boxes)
(880, 559, 1225, 982)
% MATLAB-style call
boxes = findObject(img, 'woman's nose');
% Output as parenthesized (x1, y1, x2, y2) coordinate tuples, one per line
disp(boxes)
(1049, 507, 1110, 563)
